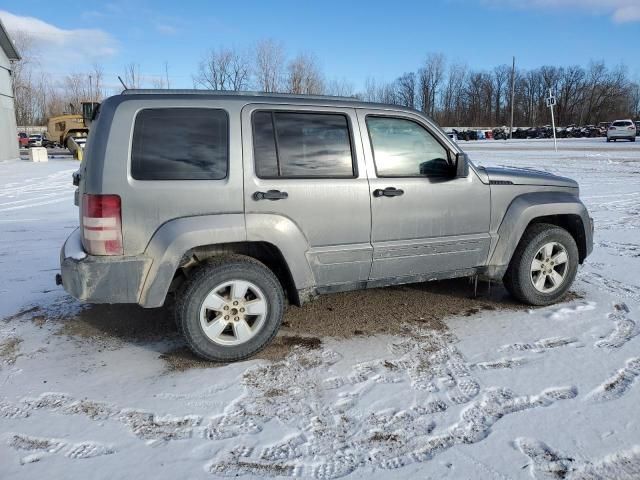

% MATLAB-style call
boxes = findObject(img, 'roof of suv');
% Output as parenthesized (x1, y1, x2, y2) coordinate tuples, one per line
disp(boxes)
(119, 89, 418, 113)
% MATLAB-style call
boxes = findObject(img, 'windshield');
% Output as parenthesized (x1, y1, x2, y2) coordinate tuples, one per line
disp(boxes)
(612, 121, 632, 127)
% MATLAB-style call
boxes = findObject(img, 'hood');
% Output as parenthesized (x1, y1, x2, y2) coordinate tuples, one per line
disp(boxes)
(482, 166, 578, 188)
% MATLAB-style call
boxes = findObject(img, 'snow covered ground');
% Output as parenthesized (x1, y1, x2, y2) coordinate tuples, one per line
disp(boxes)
(1, 138, 639, 479)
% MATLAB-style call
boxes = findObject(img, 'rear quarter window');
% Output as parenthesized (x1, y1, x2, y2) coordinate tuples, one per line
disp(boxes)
(131, 108, 228, 180)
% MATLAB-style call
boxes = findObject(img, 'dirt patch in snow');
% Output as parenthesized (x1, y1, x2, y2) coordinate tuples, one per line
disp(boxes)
(280, 278, 531, 339)
(56, 304, 178, 344)
(29, 278, 579, 370)
(0, 336, 23, 365)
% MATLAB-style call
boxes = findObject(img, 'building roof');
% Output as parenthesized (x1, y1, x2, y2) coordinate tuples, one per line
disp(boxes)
(0, 18, 20, 61)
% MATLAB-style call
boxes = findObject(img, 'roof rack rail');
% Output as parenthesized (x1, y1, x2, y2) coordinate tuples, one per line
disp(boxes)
(120, 89, 357, 102)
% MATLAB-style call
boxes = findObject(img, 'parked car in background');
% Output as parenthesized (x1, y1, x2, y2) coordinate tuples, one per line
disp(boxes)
(58, 90, 593, 362)
(635, 121, 640, 136)
(18, 132, 28, 148)
(607, 120, 636, 142)
(28, 134, 43, 147)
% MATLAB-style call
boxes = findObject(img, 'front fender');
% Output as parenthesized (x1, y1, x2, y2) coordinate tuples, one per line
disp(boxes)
(140, 214, 246, 307)
(487, 191, 592, 276)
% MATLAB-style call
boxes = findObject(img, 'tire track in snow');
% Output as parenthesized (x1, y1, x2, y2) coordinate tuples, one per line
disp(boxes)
(0, 169, 75, 213)
(579, 272, 640, 303)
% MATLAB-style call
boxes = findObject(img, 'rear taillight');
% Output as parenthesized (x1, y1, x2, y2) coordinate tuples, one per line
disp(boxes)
(628, 126, 635, 130)
(82, 194, 123, 255)
(609, 126, 616, 130)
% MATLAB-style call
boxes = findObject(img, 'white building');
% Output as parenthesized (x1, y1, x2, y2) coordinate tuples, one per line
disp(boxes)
(0, 19, 20, 162)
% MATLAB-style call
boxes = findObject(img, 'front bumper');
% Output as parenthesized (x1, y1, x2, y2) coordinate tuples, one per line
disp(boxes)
(59, 228, 152, 304)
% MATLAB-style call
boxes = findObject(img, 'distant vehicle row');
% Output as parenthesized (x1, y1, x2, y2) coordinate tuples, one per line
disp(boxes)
(17, 132, 60, 149)
(447, 120, 639, 141)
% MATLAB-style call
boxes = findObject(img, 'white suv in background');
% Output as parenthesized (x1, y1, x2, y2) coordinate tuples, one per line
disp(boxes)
(607, 119, 636, 142)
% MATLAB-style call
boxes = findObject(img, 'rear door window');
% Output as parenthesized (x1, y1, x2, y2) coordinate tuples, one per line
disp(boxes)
(252, 111, 355, 178)
(131, 108, 228, 180)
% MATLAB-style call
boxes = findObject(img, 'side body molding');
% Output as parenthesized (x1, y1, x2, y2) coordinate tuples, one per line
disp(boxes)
(245, 213, 315, 291)
(140, 214, 246, 307)
(486, 191, 592, 277)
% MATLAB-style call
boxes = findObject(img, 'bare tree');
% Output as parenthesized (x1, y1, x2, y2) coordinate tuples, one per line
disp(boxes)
(440, 63, 467, 125)
(90, 63, 105, 101)
(630, 82, 640, 118)
(193, 47, 250, 91)
(325, 78, 355, 97)
(254, 39, 285, 93)
(286, 53, 324, 94)
(493, 65, 511, 125)
(123, 63, 142, 89)
(395, 72, 416, 108)
(418, 53, 445, 116)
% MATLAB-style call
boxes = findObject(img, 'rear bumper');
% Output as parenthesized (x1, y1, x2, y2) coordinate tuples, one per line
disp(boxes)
(59, 228, 152, 304)
(607, 132, 635, 138)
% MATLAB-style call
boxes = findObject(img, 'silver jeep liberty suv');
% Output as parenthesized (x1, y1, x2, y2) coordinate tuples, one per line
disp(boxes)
(59, 91, 593, 362)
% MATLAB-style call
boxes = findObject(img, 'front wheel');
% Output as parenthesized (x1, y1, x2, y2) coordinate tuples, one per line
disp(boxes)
(503, 224, 579, 306)
(176, 256, 285, 362)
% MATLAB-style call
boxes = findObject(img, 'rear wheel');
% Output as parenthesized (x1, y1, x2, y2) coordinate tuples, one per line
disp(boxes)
(503, 223, 579, 306)
(176, 256, 284, 362)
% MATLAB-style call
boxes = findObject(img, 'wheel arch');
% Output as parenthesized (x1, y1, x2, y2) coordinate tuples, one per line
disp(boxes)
(527, 214, 587, 263)
(169, 242, 300, 307)
(139, 214, 313, 308)
(486, 191, 592, 278)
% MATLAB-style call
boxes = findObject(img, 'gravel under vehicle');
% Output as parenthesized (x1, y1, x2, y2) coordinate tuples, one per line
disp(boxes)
(58, 90, 593, 362)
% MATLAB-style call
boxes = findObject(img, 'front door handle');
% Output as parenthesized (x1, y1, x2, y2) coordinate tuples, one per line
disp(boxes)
(373, 187, 404, 198)
(253, 190, 289, 201)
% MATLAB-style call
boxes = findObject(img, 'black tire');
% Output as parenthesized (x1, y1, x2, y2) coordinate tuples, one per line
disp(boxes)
(503, 223, 579, 306)
(606, 138, 611, 142)
(631, 137, 636, 142)
(176, 255, 285, 362)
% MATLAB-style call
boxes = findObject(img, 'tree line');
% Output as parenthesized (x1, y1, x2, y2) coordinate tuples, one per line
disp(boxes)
(11, 34, 640, 127)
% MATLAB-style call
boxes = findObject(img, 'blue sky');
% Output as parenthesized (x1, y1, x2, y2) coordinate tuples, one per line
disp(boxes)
(1, 0, 639, 91)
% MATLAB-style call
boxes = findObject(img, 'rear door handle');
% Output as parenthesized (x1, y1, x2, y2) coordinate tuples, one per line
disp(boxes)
(373, 187, 404, 198)
(253, 190, 288, 201)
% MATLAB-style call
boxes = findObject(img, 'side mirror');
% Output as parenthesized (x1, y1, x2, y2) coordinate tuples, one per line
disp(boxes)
(455, 152, 469, 177)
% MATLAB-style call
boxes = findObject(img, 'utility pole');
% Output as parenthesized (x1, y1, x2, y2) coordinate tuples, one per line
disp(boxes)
(164, 61, 170, 89)
(509, 56, 515, 140)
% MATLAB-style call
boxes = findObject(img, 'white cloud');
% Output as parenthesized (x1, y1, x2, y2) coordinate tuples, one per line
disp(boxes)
(485, 0, 640, 23)
(0, 10, 118, 68)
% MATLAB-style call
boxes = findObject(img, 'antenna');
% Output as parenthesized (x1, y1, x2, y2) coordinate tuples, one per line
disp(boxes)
(117, 76, 129, 91)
